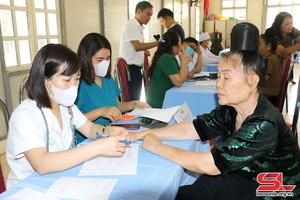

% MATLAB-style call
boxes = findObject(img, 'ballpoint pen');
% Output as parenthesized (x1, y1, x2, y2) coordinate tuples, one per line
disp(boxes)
(96, 132, 131, 147)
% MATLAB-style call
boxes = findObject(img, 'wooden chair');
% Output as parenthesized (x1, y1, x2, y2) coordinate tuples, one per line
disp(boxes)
(142, 54, 150, 97)
(276, 57, 293, 113)
(114, 57, 131, 102)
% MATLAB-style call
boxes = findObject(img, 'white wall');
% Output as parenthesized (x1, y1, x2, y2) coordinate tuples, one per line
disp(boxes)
(64, 0, 101, 52)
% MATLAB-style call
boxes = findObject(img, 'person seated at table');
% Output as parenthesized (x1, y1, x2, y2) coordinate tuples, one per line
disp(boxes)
(127, 23, 300, 199)
(183, 37, 203, 74)
(146, 31, 190, 108)
(75, 33, 150, 144)
(259, 34, 283, 107)
(199, 32, 220, 69)
(175, 37, 203, 79)
(6, 44, 129, 188)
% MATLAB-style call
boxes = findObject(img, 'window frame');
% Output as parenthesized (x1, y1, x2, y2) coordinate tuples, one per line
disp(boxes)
(0, 0, 62, 73)
(221, 0, 248, 20)
(263, 0, 300, 31)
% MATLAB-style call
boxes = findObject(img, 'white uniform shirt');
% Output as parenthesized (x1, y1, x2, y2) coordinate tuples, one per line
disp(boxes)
(175, 52, 199, 71)
(200, 45, 220, 68)
(119, 18, 145, 66)
(6, 99, 87, 188)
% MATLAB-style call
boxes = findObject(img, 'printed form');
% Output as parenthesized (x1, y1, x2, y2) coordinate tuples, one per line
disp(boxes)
(79, 144, 139, 176)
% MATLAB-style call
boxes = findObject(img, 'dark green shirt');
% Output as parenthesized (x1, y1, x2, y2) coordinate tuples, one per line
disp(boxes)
(147, 53, 179, 108)
(193, 95, 300, 198)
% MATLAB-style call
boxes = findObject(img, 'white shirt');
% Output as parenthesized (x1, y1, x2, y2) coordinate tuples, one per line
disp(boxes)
(6, 99, 87, 188)
(119, 18, 145, 66)
(175, 52, 199, 71)
(200, 45, 220, 68)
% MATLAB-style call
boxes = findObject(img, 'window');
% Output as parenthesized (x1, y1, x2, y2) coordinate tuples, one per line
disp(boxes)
(221, 0, 247, 20)
(265, 0, 300, 30)
(0, 0, 61, 71)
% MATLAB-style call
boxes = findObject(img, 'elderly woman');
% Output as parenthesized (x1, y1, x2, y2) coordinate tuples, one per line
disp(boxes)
(127, 23, 300, 199)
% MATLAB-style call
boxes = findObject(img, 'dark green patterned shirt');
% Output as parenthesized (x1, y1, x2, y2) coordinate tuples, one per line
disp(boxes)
(193, 94, 300, 198)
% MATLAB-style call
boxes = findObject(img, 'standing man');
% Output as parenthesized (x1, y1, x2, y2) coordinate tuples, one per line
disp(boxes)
(119, 1, 158, 101)
(157, 8, 185, 42)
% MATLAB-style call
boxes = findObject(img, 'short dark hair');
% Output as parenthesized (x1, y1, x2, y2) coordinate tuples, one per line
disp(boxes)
(26, 44, 81, 108)
(77, 33, 112, 85)
(135, 1, 153, 13)
(183, 37, 199, 45)
(157, 8, 174, 19)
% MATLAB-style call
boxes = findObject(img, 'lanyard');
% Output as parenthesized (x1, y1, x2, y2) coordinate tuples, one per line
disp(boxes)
(39, 106, 75, 153)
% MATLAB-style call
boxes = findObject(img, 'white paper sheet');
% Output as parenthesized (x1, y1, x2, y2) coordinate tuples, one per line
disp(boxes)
(173, 102, 193, 123)
(45, 177, 117, 200)
(195, 80, 216, 86)
(193, 72, 210, 77)
(79, 144, 138, 176)
(2, 187, 58, 200)
(128, 106, 181, 123)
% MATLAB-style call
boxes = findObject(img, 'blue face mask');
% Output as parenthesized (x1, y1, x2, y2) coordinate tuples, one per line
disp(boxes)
(183, 46, 194, 57)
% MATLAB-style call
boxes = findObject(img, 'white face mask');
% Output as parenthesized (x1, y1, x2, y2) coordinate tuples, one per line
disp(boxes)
(93, 60, 110, 77)
(207, 41, 212, 49)
(47, 80, 78, 106)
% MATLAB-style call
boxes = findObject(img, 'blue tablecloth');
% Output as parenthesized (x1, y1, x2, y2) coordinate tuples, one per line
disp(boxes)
(203, 63, 218, 72)
(163, 81, 219, 116)
(0, 139, 210, 200)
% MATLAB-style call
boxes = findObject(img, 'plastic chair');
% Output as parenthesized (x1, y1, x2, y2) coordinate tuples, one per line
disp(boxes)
(19, 74, 29, 103)
(276, 57, 292, 113)
(0, 98, 9, 193)
(0, 98, 10, 133)
(114, 57, 131, 102)
(142, 54, 150, 96)
(0, 164, 5, 193)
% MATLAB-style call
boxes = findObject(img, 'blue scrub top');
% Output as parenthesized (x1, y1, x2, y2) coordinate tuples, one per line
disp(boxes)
(75, 77, 121, 144)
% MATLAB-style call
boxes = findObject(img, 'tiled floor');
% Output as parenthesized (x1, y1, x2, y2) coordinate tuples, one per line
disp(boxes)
(0, 63, 299, 189)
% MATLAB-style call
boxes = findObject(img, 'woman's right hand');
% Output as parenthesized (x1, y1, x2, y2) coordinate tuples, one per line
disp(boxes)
(179, 52, 190, 67)
(99, 106, 122, 122)
(94, 135, 128, 157)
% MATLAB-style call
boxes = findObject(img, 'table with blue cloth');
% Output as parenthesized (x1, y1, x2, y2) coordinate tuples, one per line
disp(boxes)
(163, 80, 219, 116)
(203, 63, 218, 72)
(0, 139, 210, 200)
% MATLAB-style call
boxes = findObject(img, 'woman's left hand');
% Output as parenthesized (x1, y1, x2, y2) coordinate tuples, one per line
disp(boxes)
(133, 101, 151, 109)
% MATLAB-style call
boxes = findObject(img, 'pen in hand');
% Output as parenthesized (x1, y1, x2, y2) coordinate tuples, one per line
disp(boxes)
(96, 132, 131, 147)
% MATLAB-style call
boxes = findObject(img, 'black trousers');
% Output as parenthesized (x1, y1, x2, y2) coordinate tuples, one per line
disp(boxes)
(176, 173, 260, 200)
(128, 64, 143, 101)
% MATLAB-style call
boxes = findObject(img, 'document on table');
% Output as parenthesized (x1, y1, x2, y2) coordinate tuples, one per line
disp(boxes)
(195, 80, 216, 86)
(128, 106, 181, 123)
(173, 102, 193, 123)
(79, 144, 138, 176)
(1, 187, 58, 200)
(45, 177, 117, 200)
